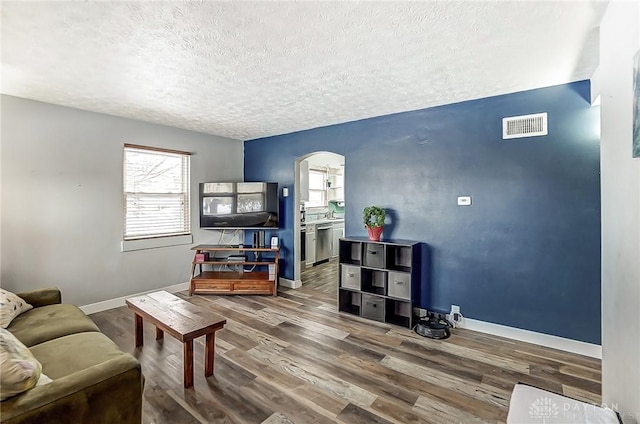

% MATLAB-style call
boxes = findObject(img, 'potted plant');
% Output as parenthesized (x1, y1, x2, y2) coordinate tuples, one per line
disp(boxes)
(363, 206, 386, 241)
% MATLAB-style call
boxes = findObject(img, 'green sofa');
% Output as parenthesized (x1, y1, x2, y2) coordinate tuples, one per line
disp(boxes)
(1, 288, 143, 424)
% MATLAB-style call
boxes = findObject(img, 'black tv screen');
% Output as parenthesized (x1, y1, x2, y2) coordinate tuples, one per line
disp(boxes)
(199, 182, 279, 229)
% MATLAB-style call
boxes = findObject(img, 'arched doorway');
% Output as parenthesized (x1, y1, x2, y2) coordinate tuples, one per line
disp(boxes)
(293, 152, 345, 286)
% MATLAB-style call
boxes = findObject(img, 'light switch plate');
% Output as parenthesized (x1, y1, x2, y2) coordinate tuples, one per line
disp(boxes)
(457, 196, 472, 206)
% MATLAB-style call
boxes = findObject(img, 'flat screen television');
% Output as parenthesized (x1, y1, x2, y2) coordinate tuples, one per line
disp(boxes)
(199, 182, 279, 229)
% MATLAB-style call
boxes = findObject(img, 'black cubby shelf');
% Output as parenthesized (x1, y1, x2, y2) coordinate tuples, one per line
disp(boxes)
(337, 237, 425, 329)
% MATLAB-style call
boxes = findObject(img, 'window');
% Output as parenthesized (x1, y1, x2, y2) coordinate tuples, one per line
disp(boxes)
(307, 168, 327, 207)
(123, 144, 191, 240)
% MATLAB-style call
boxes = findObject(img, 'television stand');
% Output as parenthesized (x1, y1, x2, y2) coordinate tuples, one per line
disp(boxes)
(189, 244, 279, 296)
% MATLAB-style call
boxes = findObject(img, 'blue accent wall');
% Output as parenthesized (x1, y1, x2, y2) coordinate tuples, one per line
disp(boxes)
(244, 81, 601, 344)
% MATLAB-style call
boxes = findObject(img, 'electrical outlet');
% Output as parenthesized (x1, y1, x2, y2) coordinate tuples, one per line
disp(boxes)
(449, 304, 463, 327)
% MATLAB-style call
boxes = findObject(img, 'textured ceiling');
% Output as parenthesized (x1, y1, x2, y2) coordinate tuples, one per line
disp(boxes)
(1, 1, 606, 141)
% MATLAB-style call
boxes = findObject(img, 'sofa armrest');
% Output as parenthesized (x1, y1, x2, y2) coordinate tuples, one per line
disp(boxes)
(0, 354, 144, 424)
(15, 288, 62, 308)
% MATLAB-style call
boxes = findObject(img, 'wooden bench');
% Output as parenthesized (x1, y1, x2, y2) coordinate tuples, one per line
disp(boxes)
(125, 290, 226, 388)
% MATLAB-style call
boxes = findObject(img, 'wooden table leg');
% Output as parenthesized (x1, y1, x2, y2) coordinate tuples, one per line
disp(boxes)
(183, 340, 194, 388)
(134, 314, 143, 347)
(205, 333, 215, 377)
(156, 327, 164, 341)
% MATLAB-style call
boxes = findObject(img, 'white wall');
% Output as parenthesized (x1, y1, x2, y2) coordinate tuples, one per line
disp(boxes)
(600, 1, 640, 422)
(1, 95, 244, 306)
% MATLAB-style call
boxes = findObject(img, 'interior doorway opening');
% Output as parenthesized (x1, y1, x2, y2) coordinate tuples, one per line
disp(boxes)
(293, 152, 345, 287)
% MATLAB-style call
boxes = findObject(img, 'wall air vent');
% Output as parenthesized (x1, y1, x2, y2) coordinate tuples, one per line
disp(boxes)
(502, 112, 548, 139)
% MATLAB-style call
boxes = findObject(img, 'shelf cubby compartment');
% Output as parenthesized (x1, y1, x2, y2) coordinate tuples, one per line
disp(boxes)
(340, 264, 361, 290)
(361, 268, 387, 296)
(362, 242, 386, 269)
(339, 240, 362, 265)
(361, 293, 385, 322)
(387, 271, 411, 300)
(386, 244, 413, 272)
(339, 289, 361, 315)
(385, 299, 412, 328)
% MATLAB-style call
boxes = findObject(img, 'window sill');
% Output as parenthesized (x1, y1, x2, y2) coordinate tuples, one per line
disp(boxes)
(121, 234, 193, 252)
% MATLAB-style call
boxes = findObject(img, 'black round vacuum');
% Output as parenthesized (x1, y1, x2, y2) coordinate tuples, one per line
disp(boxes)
(413, 317, 452, 339)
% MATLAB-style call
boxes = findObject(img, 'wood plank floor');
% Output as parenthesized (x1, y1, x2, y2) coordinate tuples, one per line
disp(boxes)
(90, 258, 601, 424)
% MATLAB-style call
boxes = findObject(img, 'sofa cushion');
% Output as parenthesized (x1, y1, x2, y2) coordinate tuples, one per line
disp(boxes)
(7, 304, 99, 348)
(0, 289, 33, 329)
(0, 328, 42, 400)
(1, 335, 143, 424)
(15, 288, 62, 309)
(29, 332, 129, 379)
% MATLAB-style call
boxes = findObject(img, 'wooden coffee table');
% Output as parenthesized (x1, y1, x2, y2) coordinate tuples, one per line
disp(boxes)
(125, 290, 226, 388)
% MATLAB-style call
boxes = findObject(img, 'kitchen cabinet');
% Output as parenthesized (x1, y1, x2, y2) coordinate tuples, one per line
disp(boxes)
(332, 222, 345, 258)
(305, 223, 316, 267)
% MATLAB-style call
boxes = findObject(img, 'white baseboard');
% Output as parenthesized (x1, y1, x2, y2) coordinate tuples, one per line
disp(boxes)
(80, 282, 190, 315)
(80, 282, 601, 359)
(279, 277, 302, 289)
(459, 317, 602, 359)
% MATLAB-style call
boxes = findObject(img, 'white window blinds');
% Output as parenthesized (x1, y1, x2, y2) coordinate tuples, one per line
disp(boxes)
(123, 144, 191, 240)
